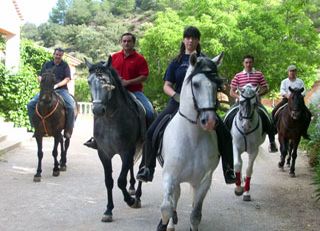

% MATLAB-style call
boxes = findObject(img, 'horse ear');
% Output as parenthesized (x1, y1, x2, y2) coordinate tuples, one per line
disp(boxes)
(255, 85, 260, 94)
(212, 51, 224, 67)
(289, 86, 293, 92)
(190, 53, 197, 66)
(299, 87, 304, 93)
(107, 55, 112, 67)
(84, 57, 92, 69)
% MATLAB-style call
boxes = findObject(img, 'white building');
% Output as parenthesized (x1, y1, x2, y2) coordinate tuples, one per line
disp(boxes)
(0, 0, 23, 73)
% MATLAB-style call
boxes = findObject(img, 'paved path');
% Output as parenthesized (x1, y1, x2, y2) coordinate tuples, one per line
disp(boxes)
(0, 116, 319, 231)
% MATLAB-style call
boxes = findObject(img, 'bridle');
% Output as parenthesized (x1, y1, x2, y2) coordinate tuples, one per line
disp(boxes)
(179, 71, 219, 124)
(235, 92, 260, 151)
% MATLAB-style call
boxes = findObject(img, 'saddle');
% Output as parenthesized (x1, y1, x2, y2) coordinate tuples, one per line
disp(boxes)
(274, 103, 288, 123)
(128, 92, 148, 142)
(151, 114, 173, 167)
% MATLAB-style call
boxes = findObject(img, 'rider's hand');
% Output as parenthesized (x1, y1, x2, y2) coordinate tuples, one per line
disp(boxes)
(54, 84, 59, 89)
(173, 93, 180, 103)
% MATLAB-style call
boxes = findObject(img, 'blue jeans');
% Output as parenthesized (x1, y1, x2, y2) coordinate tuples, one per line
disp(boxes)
(133, 91, 154, 124)
(27, 89, 75, 129)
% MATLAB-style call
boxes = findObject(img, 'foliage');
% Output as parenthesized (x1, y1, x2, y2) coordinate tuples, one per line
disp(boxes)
(0, 40, 51, 129)
(74, 77, 91, 102)
(140, 0, 320, 108)
(299, 101, 320, 201)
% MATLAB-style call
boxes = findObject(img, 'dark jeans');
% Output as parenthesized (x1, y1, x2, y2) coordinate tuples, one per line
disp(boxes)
(27, 89, 75, 129)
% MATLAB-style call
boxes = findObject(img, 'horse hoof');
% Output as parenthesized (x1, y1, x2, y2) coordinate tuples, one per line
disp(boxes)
(130, 199, 141, 209)
(33, 176, 41, 182)
(289, 172, 296, 177)
(128, 188, 136, 196)
(234, 186, 244, 196)
(243, 194, 251, 201)
(52, 171, 60, 177)
(157, 219, 168, 231)
(101, 214, 113, 222)
(172, 211, 178, 224)
(278, 162, 284, 168)
(60, 165, 67, 171)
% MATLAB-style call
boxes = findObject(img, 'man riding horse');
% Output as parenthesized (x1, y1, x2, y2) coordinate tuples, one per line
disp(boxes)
(271, 64, 311, 140)
(27, 47, 76, 138)
(224, 55, 278, 153)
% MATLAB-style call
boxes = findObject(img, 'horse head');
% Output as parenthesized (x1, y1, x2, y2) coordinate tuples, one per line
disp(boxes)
(39, 68, 56, 105)
(288, 86, 305, 120)
(85, 56, 123, 116)
(238, 84, 259, 131)
(181, 52, 224, 131)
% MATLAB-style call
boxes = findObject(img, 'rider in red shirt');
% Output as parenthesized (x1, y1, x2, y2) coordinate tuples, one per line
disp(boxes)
(84, 33, 154, 148)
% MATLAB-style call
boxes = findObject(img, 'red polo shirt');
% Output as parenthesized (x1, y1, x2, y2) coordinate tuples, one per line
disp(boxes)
(111, 50, 149, 92)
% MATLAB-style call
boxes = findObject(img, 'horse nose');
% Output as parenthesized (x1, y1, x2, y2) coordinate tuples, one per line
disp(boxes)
(92, 104, 106, 116)
(200, 111, 216, 131)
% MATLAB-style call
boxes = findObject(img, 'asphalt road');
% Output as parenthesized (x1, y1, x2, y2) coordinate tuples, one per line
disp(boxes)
(0, 116, 319, 231)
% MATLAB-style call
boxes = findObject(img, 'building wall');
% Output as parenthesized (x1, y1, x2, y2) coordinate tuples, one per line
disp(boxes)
(0, 0, 23, 73)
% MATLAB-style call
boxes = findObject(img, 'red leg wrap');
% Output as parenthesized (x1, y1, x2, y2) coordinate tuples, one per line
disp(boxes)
(236, 172, 241, 186)
(244, 176, 251, 192)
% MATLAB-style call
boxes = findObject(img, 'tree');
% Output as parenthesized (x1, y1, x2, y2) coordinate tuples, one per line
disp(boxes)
(140, 0, 320, 105)
(49, 0, 71, 25)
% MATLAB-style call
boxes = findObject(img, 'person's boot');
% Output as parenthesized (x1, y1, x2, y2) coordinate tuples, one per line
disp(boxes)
(224, 167, 236, 184)
(84, 137, 98, 149)
(136, 166, 154, 182)
(268, 141, 278, 153)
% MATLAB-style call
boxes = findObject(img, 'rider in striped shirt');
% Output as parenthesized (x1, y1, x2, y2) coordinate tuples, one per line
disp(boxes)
(224, 55, 278, 153)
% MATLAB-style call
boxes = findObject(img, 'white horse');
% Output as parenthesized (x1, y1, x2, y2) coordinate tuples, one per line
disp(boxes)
(157, 53, 224, 231)
(231, 83, 266, 201)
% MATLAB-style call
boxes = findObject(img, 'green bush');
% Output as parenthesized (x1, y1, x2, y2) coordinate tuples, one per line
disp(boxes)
(300, 101, 320, 201)
(0, 40, 51, 129)
(74, 77, 91, 102)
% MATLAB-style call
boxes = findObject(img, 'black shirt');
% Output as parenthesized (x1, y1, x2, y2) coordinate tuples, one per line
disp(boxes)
(40, 60, 71, 90)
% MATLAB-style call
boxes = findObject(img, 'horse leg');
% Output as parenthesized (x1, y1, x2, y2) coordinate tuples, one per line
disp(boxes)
(286, 141, 293, 167)
(118, 150, 137, 208)
(128, 165, 136, 195)
(233, 149, 244, 196)
(60, 136, 69, 171)
(158, 176, 175, 231)
(243, 152, 258, 201)
(52, 135, 60, 177)
(190, 177, 212, 231)
(98, 150, 114, 222)
(278, 137, 288, 169)
(289, 140, 300, 177)
(34, 136, 43, 182)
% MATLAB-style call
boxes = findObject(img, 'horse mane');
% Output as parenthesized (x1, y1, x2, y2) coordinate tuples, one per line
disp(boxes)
(89, 61, 134, 106)
(40, 68, 56, 91)
(186, 56, 224, 90)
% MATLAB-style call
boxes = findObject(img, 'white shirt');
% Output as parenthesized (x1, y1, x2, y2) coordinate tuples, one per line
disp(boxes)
(280, 77, 306, 97)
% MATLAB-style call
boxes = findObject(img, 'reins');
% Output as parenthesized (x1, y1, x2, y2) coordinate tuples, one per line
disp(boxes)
(35, 100, 59, 136)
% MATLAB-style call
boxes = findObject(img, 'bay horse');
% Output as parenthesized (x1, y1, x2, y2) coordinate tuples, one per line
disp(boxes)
(230, 84, 266, 201)
(157, 53, 224, 231)
(276, 87, 306, 177)
(85, 57, 143, 222)
(32, 68, 78, 182)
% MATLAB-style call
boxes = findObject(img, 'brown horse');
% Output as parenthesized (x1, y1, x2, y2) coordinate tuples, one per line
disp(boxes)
(276, 87, 307, 177)
(32, 68, 77, 182)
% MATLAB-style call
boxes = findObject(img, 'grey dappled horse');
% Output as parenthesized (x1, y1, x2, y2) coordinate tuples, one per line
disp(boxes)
(231, 84, 266, 201)
(85, 57, 143, 222)
(157, 53, 224, 231)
